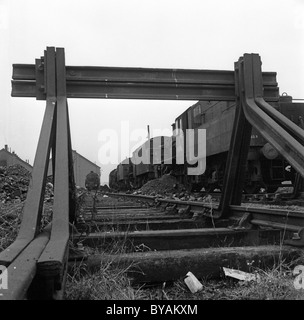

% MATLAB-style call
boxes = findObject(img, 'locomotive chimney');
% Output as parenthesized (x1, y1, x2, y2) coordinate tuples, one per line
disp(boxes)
(147, 125, 150, 140)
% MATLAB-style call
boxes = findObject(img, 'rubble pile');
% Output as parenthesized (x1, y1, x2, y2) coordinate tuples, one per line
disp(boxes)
(99, 184, 110, 193)
(0, 165, 31, 203)
(137, 174, 187, 196)
(0, 201, 22, 251)
(44, 182, 54, 202)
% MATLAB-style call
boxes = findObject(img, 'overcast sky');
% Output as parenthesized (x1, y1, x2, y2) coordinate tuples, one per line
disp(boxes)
(0, 0, 303, 184)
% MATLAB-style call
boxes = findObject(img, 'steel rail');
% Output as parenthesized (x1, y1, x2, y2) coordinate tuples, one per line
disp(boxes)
(0, 225, 52, 300)
(229, 205, 304, 228)
(256, 97, 304, 144)
(250, 220, 301, 232)
(107, 192, 304, 229)
(241, 55, 304, 177)
(11, 63, 279, 101)
(107, 192, 216, 210)
(12, 63, 278, 86)
(11, 79, 279, 101)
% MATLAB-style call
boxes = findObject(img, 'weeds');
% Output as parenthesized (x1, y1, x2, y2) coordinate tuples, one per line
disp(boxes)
(0, 200, 53, 251)
(65, 251, 304, 300)
(65, 261, 146, 300)
(0, 202, 22, 251)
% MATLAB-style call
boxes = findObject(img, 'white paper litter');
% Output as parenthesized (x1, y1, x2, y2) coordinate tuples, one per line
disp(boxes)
(223, 267, 260, 282)
(184, 271, 203, 293)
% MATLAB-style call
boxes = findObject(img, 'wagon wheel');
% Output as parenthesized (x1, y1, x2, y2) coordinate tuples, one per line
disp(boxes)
(266, 186, 278, 193)
(243, 182, 260, 194)
(205, 183, 220, 194)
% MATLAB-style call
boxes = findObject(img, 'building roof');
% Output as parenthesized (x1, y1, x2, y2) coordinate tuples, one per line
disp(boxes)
(0, 148, 33, 169)
(0, 147, 100, 173)
(72, 150, 100, 169)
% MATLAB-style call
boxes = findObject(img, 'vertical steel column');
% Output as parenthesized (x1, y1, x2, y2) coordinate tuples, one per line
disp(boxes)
(66, 102, 76, 224)
(37, 47, 72, 299)
(0, 48, 56, 266)
(216, 57, 253, 217)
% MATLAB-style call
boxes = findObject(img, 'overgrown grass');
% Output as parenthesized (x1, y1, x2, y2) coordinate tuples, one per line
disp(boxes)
(0, 202, 23, 251)
(65, 254, 304, 300)
(0, 200, 53, 251)
(65, 261, 146, 300)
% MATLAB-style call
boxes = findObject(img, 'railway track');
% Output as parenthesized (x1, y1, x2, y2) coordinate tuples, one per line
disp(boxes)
(68, 191, 304, 286)
(195, 189, 304, 205)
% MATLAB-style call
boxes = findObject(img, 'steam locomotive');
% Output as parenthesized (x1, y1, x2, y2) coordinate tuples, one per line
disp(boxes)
(109, 94, 304, 193)
(85, 171, 100, 191)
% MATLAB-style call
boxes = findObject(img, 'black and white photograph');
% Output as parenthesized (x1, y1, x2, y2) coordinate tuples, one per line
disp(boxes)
(0, 0, 304, 306)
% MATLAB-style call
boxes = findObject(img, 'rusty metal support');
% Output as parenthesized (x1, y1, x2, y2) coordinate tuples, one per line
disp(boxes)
(0, 48, 56, 266)
(37, 48, 71, 297)
(0, 225, 52, 300)
(67, 104, 76, 224)
(245, 55, 304, 176)
(216, 54, 304, 236)
(1, 47, 75, 299)
(215, 60, 253, 218)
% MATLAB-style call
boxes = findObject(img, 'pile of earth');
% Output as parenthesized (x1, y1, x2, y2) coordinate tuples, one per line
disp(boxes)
(44, 182, 54, 202)
(0, 164, 31, 203)
(99, 184, 111, 193)
(136, 174, 187, 196)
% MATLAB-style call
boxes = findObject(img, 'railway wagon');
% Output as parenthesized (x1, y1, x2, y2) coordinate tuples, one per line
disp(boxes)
(131, 136, 171, 188)
(172, 94, 304, 192)
(117, 157, 133, 190)
(109, 168, 118, 190)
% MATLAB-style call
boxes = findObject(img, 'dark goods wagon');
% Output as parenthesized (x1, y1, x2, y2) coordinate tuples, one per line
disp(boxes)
(117, 158, 133, 190)
(131, 136, 171, 188)
(173, 95, 304, 192)
(108, 169, 118, 190)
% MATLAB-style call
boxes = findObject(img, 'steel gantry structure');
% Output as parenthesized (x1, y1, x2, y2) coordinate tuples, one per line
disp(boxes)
(1, 47, 304, 299)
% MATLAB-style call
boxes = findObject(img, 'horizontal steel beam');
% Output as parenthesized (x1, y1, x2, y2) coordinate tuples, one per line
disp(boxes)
(12, 64, 278, 86)
(11, 80, 279, 101)
(11, 64, 279, 101)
